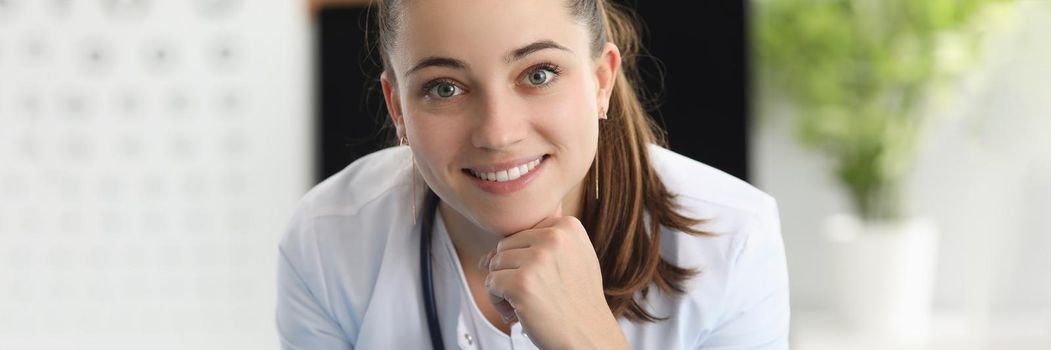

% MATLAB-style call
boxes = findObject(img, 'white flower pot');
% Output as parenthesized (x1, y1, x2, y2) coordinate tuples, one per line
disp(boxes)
(824, 214, 939, 340)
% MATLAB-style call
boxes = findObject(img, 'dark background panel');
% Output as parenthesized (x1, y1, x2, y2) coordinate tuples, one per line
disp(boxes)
(315, 2, 749, 183)
(315, 7, 387, 181)
(629, 1, 750, 181)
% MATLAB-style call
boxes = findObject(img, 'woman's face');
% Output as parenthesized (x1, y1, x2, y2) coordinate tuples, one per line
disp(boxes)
(381, 0, 620, 236)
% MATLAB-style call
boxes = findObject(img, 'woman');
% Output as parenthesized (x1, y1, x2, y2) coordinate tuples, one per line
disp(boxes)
(277, 0, 790, 348)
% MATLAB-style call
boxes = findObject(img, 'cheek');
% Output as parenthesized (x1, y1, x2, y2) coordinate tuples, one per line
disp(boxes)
(405, 104, 467, 151)
(535, 78, 599, 144)
(404, 114, 463, 182)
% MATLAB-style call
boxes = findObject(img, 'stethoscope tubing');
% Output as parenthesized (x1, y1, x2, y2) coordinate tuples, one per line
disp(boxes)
(419, 190, 446, 350)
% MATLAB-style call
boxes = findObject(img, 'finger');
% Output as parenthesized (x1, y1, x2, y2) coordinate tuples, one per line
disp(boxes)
(499, 222, 584, 253)
(495, 232, 535, 253)
(487, 248, 532, 271)
(484, 269, 521, 303)
(485, 271, 521, 323)
(490, 297, 518, 324)
(496, 202, 566, 253)
(477, 249, 496, 272)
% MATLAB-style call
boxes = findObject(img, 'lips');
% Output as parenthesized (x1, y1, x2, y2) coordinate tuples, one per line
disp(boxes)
(467, 157, 543, 182)
(461, 155, 548, 195)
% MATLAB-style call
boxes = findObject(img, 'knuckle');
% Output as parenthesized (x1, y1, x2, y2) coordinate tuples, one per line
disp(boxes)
(571, 218, 587, 232)
(485, 272, 500, 290)
(543, 229, 563, 244)
(562, 217, 585, 234)
(510, 274, 530, 292)
(531, 249, 551, 264)
(488, 253, 500, 270)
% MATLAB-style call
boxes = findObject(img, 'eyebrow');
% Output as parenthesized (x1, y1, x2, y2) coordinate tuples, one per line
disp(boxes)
(404, 39, 571, 77)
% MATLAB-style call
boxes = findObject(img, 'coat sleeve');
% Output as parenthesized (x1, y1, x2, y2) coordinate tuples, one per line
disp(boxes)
(275, 211, 354, 350)
(698, 194, 791, 350)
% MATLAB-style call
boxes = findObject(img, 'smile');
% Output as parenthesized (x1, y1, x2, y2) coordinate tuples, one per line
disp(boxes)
(462, 155, 549, 195)
(468, 157, 543, 182)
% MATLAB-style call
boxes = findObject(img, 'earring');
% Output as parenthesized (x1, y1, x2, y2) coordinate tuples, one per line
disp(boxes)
(595, 109, 603, 200)
(594, 150, 599, 200)
(411, 159, 418, 225)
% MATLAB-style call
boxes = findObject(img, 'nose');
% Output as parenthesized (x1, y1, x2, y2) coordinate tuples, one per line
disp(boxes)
(470, 89, 527, 150)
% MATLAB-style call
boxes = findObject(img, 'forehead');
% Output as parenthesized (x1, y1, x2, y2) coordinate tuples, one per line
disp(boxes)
(392, 0, 590, 73)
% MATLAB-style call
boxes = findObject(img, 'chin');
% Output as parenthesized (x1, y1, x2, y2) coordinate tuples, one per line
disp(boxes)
(472, 207, 547, 236)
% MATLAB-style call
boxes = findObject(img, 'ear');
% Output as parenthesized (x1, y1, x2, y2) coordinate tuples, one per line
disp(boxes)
(594, 42, 621, 120)
(380, 70, 406, 136)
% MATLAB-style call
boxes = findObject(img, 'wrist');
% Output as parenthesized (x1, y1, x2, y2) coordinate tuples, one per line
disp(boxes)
(573, 334, 629, 350)
(571, 314, 629, 350)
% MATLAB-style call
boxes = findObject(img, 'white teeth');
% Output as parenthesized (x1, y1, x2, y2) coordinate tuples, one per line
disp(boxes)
(471, 157, 543, 182)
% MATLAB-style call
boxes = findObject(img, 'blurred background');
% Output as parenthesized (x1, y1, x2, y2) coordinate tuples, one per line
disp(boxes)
(0, 0, 1047, 349)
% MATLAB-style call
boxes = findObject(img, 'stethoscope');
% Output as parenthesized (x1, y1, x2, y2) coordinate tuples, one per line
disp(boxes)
(419, 189, 530, 349)
(419, 189, 446, 350)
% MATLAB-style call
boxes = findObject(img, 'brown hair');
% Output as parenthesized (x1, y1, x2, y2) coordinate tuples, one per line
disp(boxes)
(373, 0, 708, 323)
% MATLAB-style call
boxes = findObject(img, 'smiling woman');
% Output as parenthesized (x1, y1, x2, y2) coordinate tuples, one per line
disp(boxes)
(277, 0, 790, 349)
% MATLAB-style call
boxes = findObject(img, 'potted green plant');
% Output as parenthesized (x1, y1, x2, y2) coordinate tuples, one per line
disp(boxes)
(752, 0, 1010, 339)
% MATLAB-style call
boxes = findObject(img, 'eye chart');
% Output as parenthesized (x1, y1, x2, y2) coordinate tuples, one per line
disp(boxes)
(0, 1, 312, 349)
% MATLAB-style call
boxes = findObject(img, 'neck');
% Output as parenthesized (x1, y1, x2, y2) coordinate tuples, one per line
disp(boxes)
(439, 182, 585, 276)
(438, 202, 501, 274)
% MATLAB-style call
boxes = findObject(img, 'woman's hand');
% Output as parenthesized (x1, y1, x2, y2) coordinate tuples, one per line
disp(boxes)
(479, 205, 630, 349)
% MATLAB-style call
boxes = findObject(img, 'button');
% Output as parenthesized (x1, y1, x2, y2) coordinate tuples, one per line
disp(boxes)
(463, 333, 473, 345)
(521, 329, 529, 339)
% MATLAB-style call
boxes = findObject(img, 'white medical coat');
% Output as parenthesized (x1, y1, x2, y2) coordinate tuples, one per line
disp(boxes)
(276, 144, 790, 349)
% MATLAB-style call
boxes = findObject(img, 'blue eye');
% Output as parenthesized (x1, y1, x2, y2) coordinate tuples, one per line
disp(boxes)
(528, 70, 549, 85)
(423, 80, 463, 99)
(523, 64, 562, 87)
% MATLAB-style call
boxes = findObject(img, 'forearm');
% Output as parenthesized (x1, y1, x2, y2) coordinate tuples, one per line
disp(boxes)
(570, 311, 630, 350)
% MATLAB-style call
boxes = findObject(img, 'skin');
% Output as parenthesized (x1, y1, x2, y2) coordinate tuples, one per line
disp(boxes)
(379, 0, 626, 348)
